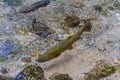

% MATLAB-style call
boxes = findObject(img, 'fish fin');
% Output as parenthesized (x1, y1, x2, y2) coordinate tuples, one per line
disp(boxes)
(68, 44, 73, 50)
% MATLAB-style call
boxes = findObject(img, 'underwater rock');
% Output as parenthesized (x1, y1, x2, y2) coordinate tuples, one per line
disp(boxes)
(82, 60, 115, 80)
(0, 56, 6, 62)
(114, 57, 120, 64)
(0, 40, 14, 61)
(49, 73, 73, 80)
(15, 65, 46, 80)
(32, 19, 55, 38)
(19, 0, 50, 13)
(54, 6, 65, 14)
(21, 57, 31, 63)
(31, 52, 39, 57)
(70, 2, 84, 8)
(0, 67, 9, 74)
(64, 11, 80, 27)
(113, 2, 120, 8)
(93, 5, 102, 12)
(3, 0, 22, 6)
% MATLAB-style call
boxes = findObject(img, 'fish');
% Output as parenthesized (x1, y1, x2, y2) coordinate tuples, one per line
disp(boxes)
(19, 0, 50, 13)
(37, 21, 92, 62)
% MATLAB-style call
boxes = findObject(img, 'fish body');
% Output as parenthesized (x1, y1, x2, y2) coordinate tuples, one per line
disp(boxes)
(37, 22, 91, 62)
(19, 0, 50, 13)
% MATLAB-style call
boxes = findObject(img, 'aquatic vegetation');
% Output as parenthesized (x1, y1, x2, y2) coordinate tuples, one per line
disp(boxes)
(19, 0, 50, 13)
(49, 73, 73, 80)
(37, 21, 91, 62)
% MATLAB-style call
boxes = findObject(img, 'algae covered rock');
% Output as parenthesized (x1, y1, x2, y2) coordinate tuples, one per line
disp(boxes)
(15, 65, 46, 80)
(113, 2, 120, 8)
(82, 60, 115, 80)
(64, 11, 80, 27)
(49, 73, 73, 80)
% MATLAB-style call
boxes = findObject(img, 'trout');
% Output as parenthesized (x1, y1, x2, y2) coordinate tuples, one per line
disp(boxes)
(37, 21, 92, 62)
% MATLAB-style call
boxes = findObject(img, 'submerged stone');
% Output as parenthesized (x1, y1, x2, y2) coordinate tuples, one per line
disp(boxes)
(32, 19, 55, 38)
(49, 73, 73, 80)
(113, 2, 120, 8)
(64, 11, 80, 27)
(3, 0, 23, 6)
(0, 40, 14, 61)
(21, 57, 31, 63)
(15, 65, 46, 80)
(82, 60, 116, 80)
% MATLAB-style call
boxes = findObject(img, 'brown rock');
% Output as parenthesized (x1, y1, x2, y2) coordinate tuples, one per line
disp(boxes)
(17, 65, 46, 80)
(49, 73, 73, 80)
(64, 11, 80, 27)
(21, 57, 31, 63)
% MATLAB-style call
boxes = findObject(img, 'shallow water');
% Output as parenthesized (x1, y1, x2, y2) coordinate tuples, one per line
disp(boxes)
(0, 0, 120, 80)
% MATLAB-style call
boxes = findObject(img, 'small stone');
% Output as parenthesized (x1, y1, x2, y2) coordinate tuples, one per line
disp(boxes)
(93, 5, 102, 12)
(113, 2, 120, 8)
(31, 52, 39, 57)
(1, 67, 9, 74)
(21, 57, 31, 63)
(49, 73, 73, 80)
(3, 0, 23, 6)
(0, 56, 5, 62)
(114, 57, 120, 64)
(31, 19, 55, 38)
(70, 2, 84, 8)
(18, 29, 26, 34)
(64, 11, 80, 27)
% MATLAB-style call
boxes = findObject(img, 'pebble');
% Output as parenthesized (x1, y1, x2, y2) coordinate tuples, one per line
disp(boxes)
(70, 2, 84, 8)
(15, 72, 26, 80)
(18, 29, 26, 34)
(0, 67, 9, 74)
(39, 32, 49, 38)
(21, 57, 31, 63)
(114, 57, 120, 64)
(0, 56, 5, 62)
(31, 52, 39, 57)
(49, 73, 73, 80)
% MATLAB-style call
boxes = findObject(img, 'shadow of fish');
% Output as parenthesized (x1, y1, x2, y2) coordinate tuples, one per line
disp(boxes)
(19, 0, 50, 13)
